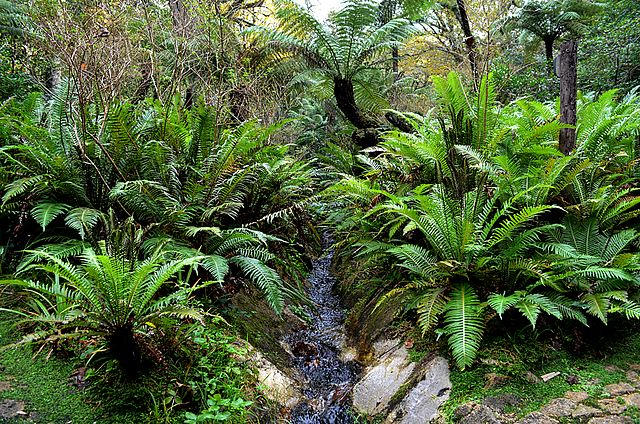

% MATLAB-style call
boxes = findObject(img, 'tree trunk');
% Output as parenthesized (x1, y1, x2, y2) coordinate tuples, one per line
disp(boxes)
(333, 78, 377, 130)
(559, 40, 578, 155)
(333, 78, 381, 148)
(455, 0, 478, 84)
(544, 37, 555, 73)
(392, 46, 399, 76)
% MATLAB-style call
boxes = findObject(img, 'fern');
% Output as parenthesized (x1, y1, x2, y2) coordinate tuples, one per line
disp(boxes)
(31, 202, 71, 231)
(231, 256, 285, 314)
(443, 283, 484, 370)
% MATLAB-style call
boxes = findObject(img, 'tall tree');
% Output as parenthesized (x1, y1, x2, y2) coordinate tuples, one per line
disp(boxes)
(247, 0, 416, 147)
(453, 0, 478, 82)
(504, 0, 599, 71)
(559, 39, 577, 154)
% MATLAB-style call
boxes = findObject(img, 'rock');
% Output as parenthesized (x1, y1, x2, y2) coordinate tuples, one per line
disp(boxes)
(454, 402, 477, 420)
(253, 351, 302, 409)
(385, 356, 451, 424)
(485, 373, 511, 389)
(628, 364, 640, 372)
(541, 372, 561, 382)
(339, 346, 358, 363)
(625, 370, 640, 386)
(352, 341, 416, 416)
(291, 341, 318, 358)
(571, 404, 602, 420)
(482, 394, 522, 413)
(0, 400, 25, 419)
(458, 403, 502, 424)
(605, 382, 635, 396)
(597, 399, 627, 415)
(604, 365, 621, 373)
(565, 391, 589, 402)
(566, 375, 579, 385)
(516, 412, 559, 424)
(540, 398, 577, 417)
(588, 417, 632, 424)
(0, 381, 11, 392)
(525, 371, 542, 384)
(622, 392, 640, 408)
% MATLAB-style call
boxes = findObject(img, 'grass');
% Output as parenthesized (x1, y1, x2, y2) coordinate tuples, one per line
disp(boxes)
(0, 317, 151, 423)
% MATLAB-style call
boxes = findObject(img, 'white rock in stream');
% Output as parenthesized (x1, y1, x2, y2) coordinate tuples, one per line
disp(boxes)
(385, 356, 451, 424)
(253, 351, 302, 408)
(352, 339, 451, 423)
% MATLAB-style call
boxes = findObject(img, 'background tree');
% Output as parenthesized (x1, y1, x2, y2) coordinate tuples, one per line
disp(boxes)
(247, 0, 417, 147)
(504, 0, 600, 70)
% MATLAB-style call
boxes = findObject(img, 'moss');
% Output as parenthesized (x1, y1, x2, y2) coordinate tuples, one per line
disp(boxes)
(441, 326, 640, 422)
(229, 287, 305, 370)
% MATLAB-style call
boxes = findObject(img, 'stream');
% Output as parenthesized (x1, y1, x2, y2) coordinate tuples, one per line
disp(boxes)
(286, 238, 360, 423)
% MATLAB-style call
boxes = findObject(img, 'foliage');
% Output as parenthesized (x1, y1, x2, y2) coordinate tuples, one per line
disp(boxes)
(184, 323, 253, 423)
(246, 0, 417, 132)
(0, 244, 213, 375)
(502, 0, 601, 62)
(328, 71, 640, 369)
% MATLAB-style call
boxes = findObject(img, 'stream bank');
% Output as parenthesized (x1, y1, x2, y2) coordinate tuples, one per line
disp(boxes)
(245, 237, 452, 423)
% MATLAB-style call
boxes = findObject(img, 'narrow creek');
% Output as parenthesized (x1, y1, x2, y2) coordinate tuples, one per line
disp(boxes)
(286, 237, 360, 423)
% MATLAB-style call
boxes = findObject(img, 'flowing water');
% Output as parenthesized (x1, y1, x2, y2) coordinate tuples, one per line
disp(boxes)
(286, 239, 360, 424)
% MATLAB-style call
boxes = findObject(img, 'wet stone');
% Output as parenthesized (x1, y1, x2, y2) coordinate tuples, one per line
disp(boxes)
(597, 399, 626, 415)
(482, 394, 522, 413)
(571, 404, 602, 420)
(454, 402, 477, 420)
(588, 417, 633, 424)
(622, 392, 640, 408)
(0, 400, 25, 419)
(515, 412, 559, 424)
(565, 391, 589, 402)
(605, 382, 635, 396)
(387, 356, 451, 424)
(458, 404, 502, 424)
(540, 398, 577, 417)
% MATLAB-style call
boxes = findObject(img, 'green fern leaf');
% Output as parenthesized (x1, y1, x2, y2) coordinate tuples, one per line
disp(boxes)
(443, 283, 484, 370)
(487, 292, 522, 319)
(65, 208, 104, 240)
(31, 202, 71, 231)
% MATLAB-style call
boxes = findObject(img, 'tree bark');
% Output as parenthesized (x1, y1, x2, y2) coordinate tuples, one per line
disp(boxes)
(333, 77, 378, 130)
(455, 0, 478, 84)
(544, 37, 555, 73)
(392, 46, 399, 76)
(559, 40, 578, 155)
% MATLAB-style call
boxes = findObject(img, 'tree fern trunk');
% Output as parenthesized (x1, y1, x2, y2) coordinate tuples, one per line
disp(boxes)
(455, 0, 478, 84)
(559, 40, 578, 155)
(544, 37, 554, 73)
(108, 325, 141, 377)
(333, 78, 381, 148)
(333, 78, 373, 130)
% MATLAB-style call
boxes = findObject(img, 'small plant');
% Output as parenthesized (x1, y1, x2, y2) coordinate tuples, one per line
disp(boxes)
(184, 323, 253, 423)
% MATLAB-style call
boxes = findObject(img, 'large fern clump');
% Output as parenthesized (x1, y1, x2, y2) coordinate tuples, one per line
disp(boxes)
(328, 71, 640, 369)
(0, 89, 317, 315)
(0, 244, 212, 375)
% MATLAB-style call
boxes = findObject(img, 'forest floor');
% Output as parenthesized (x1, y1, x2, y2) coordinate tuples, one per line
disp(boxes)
(2, 317, 640, 423)
(437, 321, 640, 423)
